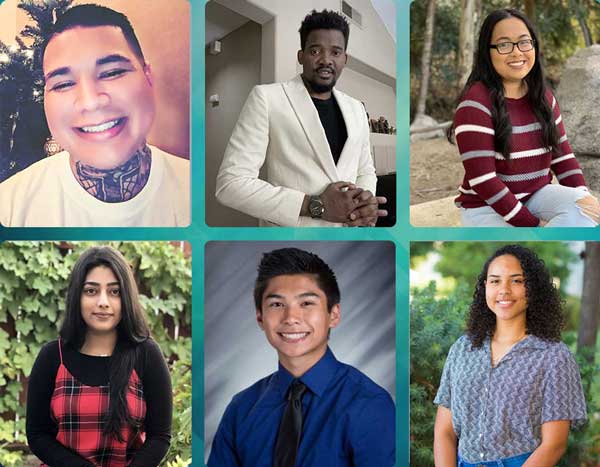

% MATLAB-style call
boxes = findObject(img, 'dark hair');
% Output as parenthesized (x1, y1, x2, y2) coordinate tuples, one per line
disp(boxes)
(60, 246, 150, 441)
(42, 4, 145, 63)
(299, 9, 350, 50)
(467, 244, 564, 348)
(254, 248, 340, 312)
(449, 9, 559, 159)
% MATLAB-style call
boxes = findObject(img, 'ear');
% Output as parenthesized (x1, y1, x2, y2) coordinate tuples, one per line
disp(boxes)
(328, 303, 341, 329)
(143, 62, 154, 86)
(297, 49, 303, 65)
(256, 308, 264, 330)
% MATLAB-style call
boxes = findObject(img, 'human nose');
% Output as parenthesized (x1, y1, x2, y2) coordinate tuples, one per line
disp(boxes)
(282, 304, 302, 324)
(498, 280, 512, 295)
(97, 289, 110, 308)
(75, 78, 109, 112)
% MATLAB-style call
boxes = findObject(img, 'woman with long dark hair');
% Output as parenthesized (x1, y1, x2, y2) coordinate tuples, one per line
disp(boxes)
(26, 246, 172, 467)
(451, 8, 599, 227)
(433, 245, 586, 467)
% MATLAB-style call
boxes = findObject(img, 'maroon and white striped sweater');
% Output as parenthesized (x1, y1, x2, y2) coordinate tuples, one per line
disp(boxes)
(454, 81, 587, 227)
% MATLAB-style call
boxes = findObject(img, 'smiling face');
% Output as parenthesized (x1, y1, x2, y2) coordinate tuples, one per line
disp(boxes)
(43, 25, 155, 170)
(257, 274, 340, 375)
(298, 28, 347, 99)
(485, 254, 528, 325)
(490, 17, 535, 89)
(81, 265, 122, 336)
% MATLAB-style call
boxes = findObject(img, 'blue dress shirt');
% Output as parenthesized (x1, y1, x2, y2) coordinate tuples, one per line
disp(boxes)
(208, 347, 395, 467)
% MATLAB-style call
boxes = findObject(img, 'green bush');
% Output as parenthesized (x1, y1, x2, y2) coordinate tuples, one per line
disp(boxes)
(410, 282, 471, 467)
(0, 241, 192, 466)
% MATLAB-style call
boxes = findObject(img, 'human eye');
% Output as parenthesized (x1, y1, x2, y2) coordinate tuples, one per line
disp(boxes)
(49, 81, 75, 92)
(496, 42, 512, 53)
(268, 301, 284, 308)
(301, 300, 316, 307)
(109, 288, 121, 296)
(99, 68, 129, 79)
(512, 278, 524, 284)
(310, 47, 320, 56)
(83, 287, 97, 296)
(488, 278, 500, 285)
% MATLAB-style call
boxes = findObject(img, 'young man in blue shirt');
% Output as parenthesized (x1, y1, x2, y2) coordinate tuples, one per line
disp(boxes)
(208, 248, 395, 467)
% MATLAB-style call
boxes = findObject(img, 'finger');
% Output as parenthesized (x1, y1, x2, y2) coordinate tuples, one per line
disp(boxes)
(376, 196, 387, 205)
(332, 181, 354, 190)
(345, 216, 376, 227)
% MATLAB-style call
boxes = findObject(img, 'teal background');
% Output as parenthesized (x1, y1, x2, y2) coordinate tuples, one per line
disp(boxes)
(4, 0, 600, 465)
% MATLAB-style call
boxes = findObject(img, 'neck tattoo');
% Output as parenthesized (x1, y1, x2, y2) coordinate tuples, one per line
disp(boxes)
(75, 145, 152, 203)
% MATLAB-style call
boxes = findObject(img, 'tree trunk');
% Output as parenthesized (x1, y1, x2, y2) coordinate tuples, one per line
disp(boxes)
(457, 0, 476, 90)
(578, 242, 600, 360)
(414, 0, 436, 119)
(524, 0, 535, 25)
(569, 0, 593, 46)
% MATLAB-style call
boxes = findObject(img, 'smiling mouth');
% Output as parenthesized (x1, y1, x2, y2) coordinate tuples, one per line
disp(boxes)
(279, 332, 309, 342)
(496, 300, 515, 306)
(77, 118, 124, 134)
(507, 60, 526, 68)
(317, 68, 334, 78)
(92, 313, 114, 318)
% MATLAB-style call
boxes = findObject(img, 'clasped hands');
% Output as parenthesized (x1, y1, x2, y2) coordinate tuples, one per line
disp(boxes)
(320, 181, 387, 227)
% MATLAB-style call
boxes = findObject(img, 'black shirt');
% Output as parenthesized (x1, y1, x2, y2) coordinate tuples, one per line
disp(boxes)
(26, 339, 172, 467)
(311, 95, 348, 165)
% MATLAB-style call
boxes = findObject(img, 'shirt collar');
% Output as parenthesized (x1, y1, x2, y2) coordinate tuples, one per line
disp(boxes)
(484, 334, 553, 353)
(275, 347, 340, 399)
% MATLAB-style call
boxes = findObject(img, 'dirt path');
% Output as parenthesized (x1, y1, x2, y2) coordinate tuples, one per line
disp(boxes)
(410, 137, 600, 204)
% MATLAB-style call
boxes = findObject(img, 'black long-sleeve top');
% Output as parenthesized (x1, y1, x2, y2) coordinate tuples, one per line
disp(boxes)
(26, 339, 172, 467)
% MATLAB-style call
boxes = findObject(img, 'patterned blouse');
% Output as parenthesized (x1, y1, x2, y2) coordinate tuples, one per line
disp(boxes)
(434, 335, 587, 463)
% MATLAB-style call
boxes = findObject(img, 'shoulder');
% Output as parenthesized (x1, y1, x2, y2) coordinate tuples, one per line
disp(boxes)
(137, 338, 165, 363)
(0, 153, 66, 193)
(544, 88, 558, 109)
(30, 340, 61, 375)
(461, 81, 491, 101)
(338, 362, 395, 407)
(222, 373, 276, 420)
(151, 146, 189, 169)
(535, 338, 575, 360)
(150, 146, 189, 183)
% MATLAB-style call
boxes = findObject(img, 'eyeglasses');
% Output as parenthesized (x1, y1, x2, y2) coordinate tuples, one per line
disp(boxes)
(490, 39, 535, 54)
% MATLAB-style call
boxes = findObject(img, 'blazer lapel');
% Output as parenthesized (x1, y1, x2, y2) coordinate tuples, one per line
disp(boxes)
(333, 87, 360, 177)
(283, 75, 339, 181)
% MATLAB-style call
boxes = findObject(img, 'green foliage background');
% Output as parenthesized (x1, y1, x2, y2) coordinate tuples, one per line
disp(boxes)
(0, 241, 192, 467)
(410, 243, 600, 466)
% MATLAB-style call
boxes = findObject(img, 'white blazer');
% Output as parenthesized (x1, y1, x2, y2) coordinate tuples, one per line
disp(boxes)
(215, 74, 377, 227)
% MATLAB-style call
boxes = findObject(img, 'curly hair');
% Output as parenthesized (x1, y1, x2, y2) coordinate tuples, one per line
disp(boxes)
(467, 244, 564, 348)
(299, 9, 350, 50)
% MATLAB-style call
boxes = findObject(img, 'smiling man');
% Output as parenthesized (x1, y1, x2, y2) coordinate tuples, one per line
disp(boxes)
(208, 248, 395, 467)
(215, 9, 386, 227)
(0, 4, 189, 227)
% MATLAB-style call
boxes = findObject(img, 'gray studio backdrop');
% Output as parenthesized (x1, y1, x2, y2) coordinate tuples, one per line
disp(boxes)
(204, 241, 396, 461)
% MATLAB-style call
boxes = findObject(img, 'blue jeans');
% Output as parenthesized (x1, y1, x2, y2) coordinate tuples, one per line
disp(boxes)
(460, 184, 596, 227)
(457, 451, 532, 467)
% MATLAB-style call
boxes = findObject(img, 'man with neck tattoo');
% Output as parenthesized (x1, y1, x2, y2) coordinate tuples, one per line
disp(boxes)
(0, 4, 189, 227)
(215, 9, 387, 227)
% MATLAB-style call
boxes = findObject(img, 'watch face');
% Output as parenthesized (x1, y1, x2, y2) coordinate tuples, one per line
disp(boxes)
(309, 197, 324, 218)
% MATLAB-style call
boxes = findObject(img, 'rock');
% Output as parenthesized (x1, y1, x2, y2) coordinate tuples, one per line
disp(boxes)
(556, 45, 600, 156)
(410, 114, 446, 142)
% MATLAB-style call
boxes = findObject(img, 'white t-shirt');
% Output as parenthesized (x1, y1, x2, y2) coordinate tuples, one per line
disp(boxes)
(0, 146, 189, 227)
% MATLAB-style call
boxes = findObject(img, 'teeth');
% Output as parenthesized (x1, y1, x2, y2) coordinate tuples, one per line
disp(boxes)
(281, 332, 308, 339)
(80, 119, 120, 133)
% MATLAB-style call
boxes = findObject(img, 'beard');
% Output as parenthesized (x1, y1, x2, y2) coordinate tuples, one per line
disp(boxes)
(303, 72, 338, 94)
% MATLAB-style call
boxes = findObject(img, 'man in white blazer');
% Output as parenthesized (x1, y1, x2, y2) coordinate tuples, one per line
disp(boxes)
(216, 9, 386, 227)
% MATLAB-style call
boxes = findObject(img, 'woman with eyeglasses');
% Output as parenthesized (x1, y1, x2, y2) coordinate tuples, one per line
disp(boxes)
(26, 246, 172, 467)
(450, 9, 599, 227)
(433, 245, 586, 467)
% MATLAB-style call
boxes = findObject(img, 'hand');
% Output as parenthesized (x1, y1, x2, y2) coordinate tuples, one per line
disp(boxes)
(345, 191, 387, 227)
(319, 182, 364, 223)
(576, 195, 600, 224)
(538, 219, 548, 227)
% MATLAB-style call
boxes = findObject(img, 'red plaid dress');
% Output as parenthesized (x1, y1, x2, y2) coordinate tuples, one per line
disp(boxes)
(43, 340, 147, 467)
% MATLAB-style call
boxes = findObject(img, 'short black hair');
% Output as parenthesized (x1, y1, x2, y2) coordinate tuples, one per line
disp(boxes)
(254, 248, 340, 312)
(42, 4, 145, 64)
(299, 9, 350, 50)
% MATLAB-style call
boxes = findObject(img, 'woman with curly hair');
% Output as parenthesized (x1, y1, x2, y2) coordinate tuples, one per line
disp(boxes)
(26, 246, 172, 466)
(451, 9, 599, 227)
(434, 245, 586, 467)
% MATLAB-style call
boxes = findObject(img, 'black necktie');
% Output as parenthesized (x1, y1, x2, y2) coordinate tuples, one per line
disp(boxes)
(273, 380, 307, 467)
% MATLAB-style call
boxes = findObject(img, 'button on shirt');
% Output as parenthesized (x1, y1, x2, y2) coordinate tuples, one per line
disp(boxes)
(434, 335, 587, 463)
(208, 347, 395, 467)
